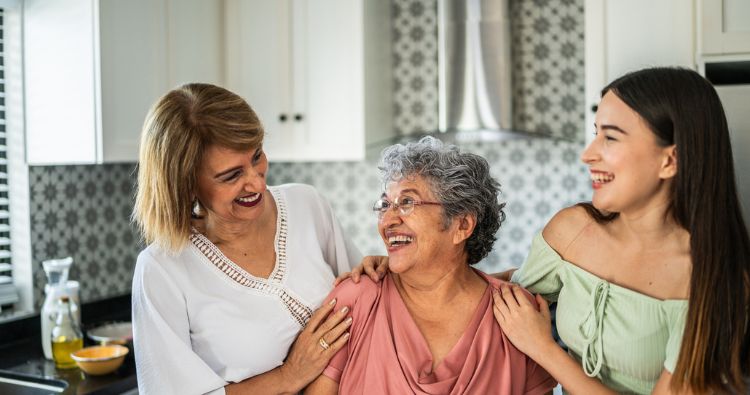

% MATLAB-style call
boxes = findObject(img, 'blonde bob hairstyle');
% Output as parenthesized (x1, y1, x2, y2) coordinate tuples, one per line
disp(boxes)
(133, 83, 264, 252)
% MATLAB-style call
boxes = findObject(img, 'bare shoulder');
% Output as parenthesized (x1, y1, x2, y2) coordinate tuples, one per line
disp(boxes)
(541, 205, 595, 256)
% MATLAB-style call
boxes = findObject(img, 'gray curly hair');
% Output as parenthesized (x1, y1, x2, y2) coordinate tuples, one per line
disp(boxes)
(378, 136, 505, 265)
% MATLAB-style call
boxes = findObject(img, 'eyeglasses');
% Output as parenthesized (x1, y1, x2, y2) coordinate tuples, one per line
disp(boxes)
(372, 196, 442, 217)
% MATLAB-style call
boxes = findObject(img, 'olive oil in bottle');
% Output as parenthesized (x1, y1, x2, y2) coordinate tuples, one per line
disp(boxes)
(52, 337, 83, 368)
(50, 296, 83, 369)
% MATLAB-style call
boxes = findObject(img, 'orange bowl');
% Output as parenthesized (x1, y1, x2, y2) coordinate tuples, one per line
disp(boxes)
(71, 345, 129, 375)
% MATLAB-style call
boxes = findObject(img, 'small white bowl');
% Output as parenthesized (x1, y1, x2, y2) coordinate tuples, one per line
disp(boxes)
(87, 322, 132, 345)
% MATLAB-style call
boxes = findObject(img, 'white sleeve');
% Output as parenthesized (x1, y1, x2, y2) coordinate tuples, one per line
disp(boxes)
(132, 249, 227, 395)
(310, 187, 363, 276)
(327, 210, 363, 275)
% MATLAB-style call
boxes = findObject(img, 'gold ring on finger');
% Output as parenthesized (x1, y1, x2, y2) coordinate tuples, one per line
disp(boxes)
(318, 336, 330, 350)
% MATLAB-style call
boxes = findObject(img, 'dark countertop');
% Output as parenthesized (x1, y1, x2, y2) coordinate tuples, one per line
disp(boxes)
(0, 338, 136, 395)
(0, 294, 137, 394)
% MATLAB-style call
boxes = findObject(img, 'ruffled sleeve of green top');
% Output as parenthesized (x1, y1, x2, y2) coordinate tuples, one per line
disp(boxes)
(511, 232, 564, 302)
(662, 301, 688, 373)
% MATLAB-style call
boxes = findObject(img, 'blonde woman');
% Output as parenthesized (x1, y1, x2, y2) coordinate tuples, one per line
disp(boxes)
(132, 83, 379, 394)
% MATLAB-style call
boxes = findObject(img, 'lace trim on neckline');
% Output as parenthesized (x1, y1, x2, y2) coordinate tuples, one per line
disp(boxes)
(189, 187, 312, 327)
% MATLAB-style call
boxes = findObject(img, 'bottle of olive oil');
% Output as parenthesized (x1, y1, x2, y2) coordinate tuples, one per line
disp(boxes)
(51, 296, 83, 369)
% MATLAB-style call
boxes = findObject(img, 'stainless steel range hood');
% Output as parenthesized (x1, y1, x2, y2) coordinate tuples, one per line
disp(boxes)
(438, 0, 513, 133)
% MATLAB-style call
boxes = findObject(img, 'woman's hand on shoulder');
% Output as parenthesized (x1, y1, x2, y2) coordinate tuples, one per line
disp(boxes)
(334, 256, 388, 286)
(280, 298, 352, 390)
(492, 285, 557, 361)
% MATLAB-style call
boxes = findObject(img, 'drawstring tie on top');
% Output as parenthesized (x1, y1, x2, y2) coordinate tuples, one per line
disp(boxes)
(579, 281, 609, 377)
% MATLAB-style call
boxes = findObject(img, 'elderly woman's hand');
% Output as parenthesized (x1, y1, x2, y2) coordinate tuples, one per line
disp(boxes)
(279, 298, 352, 390)
(334, 256, 388, 285)
(492, 285, 557, 361)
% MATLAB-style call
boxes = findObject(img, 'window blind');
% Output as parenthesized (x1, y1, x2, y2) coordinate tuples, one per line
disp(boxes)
(0, 8, 18, 312)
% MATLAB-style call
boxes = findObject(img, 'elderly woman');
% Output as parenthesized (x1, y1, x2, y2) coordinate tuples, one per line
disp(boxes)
(305, 137, 556, 394)
(131, 83, 376, 394)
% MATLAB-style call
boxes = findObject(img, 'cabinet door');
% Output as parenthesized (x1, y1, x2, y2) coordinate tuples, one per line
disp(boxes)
(167, 0, 225, 87)
(225, 0, 368, 162)
(24, 0, 99, 164)
(295, 0, 365, 161)
(99, 0, 169, 163)
(225, 0, 295, 160)
(102, 0, 225, 162)
(701, 0, 750, 55)
(584, 0, 695, 145)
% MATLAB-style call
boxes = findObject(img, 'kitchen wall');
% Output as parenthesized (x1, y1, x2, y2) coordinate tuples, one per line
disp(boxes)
(28, 164, 140, 309)
(27, 0, 589, 309)
(393, 0, 586, 140)
(269, 0, 589, 269)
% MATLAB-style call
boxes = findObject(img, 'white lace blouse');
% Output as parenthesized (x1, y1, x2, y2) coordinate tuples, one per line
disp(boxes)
(132, 184, 362, 395)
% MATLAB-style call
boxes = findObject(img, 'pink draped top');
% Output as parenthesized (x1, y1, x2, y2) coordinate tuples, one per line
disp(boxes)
(322, 270, 556, 394)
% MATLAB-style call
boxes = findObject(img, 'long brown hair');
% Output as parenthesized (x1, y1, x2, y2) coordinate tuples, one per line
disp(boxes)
(588, 68, 749, 393)
(133, 83, 264, 252)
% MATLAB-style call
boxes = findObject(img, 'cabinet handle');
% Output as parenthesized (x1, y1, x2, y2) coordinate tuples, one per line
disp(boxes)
(590, 104, 598, 113)
(294, 114, 304, 122)
(279, 114, 288, 122)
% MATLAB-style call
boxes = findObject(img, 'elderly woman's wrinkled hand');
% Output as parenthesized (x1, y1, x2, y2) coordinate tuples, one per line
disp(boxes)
(334, 256, 389, 285)
(492, 285, 556, 361)
(280, 298, 352, 389)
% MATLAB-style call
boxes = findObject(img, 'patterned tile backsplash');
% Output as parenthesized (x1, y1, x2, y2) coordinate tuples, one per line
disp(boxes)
(510, 0, 586, 140)
(392, 0, 439, 136)
(26, 0, 589, 309)
(29, 164, 142, 309)
(392, 0, 586, 140)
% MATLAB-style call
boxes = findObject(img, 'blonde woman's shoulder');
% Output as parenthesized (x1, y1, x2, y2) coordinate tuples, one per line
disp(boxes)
(542, 205, 596, 255)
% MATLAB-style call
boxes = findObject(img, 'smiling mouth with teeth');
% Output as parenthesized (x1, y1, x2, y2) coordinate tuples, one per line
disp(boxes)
(235, 192, 262, 207)
(387, 235, 413, 247)
(591, 172, 614, 189)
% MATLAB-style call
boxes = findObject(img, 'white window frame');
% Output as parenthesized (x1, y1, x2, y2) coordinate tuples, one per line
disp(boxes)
(1, 0, 33, 318)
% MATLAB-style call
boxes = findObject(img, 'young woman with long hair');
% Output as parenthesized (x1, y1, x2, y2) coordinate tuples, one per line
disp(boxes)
(492, 67, 750, 394)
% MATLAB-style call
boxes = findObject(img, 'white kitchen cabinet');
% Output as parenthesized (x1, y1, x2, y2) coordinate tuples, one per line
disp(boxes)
(165, 0, 225, 87)
(699, 0, 750, 56)
(24, 0, 223, 165)
(224, 0, 392, 162)
(584, 0, 696, 144)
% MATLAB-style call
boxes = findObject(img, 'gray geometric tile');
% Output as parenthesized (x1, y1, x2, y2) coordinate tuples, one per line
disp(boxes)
(29, 164, 141, 310)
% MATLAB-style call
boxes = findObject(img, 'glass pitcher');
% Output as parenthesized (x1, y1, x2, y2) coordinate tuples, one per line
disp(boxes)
(41, 257, 81, 360)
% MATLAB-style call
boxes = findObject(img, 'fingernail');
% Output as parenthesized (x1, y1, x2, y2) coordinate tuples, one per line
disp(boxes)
(345, 317, 352, 324)
(340, 306, 349, 314)
(329, 298, 337, 306)
(343, 332, 350, 339)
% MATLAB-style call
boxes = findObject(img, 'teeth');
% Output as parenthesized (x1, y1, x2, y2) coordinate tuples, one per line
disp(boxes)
(236, 194, 260, 203)
(388, 235, 413, 246)
(591, 173, 614, 183)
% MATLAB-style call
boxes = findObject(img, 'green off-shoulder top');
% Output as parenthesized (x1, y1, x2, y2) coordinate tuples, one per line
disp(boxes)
(511, 233, 688, 395)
